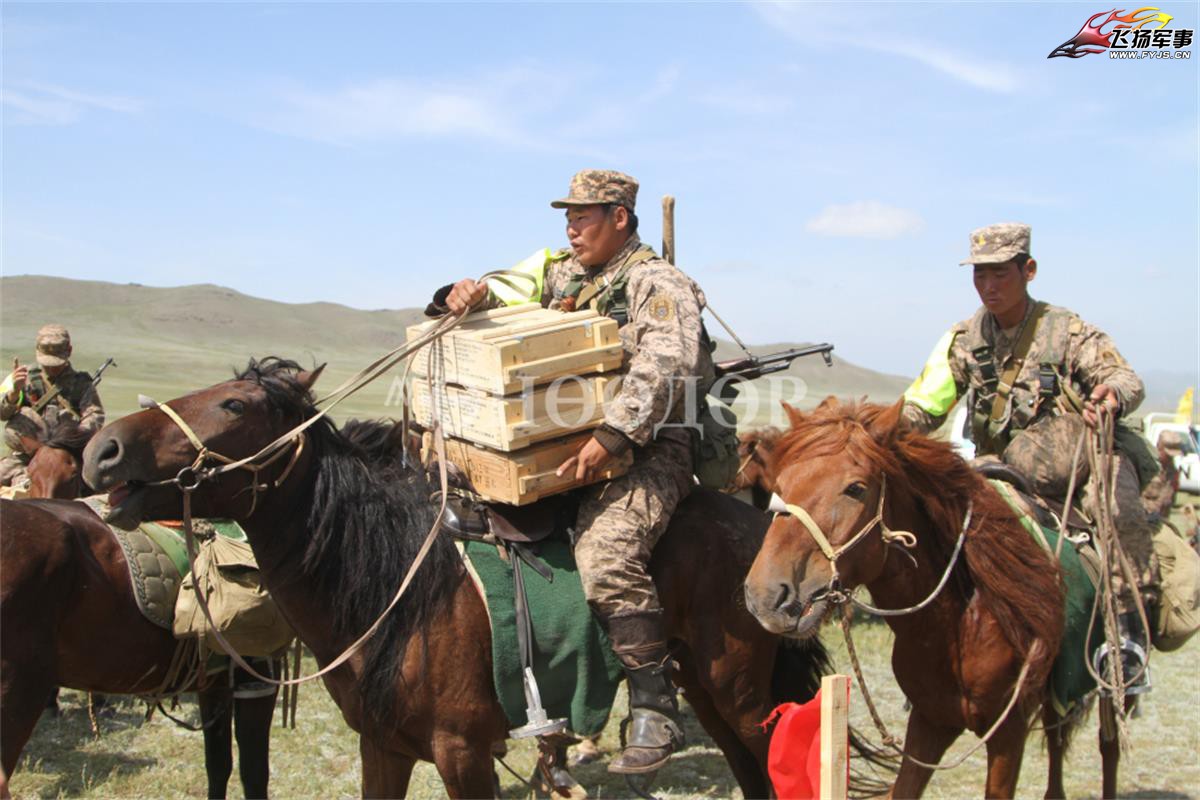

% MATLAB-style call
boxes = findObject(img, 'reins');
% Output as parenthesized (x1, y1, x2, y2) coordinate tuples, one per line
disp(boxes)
(140, 293, 486, 688)
(770, 474, 1039, 770)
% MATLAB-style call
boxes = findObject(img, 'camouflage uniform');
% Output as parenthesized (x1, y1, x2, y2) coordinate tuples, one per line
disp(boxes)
(902, 223, 1157, 613)
(0, 325, 105, 488)
(426, 169, 712, 772)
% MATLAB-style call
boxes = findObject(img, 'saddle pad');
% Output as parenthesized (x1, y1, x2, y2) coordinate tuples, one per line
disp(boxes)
(76, 496, 248, 631)
(459, 536, 623, 736)
(990, 480, 1101, 715)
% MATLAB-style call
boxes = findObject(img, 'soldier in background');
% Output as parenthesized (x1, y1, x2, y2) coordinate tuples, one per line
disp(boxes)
(0, 324, 105, 488)
(902, 222, 1159, 687)
(432, 169, 713, 774)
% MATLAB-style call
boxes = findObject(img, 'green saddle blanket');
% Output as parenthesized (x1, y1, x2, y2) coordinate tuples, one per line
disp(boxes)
(990, 481, 1102, 714)
(78, 497, 247, 631)
(460, 536, 623, 737)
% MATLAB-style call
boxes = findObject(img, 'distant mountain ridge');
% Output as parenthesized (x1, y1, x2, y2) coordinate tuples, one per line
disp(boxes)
(0, 274, 927, 423)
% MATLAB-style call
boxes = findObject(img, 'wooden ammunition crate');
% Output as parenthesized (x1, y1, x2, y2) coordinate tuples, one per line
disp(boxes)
(423, 430, 633, 506)
(410, 374, 615, 452)
(407, 305, 623, 395)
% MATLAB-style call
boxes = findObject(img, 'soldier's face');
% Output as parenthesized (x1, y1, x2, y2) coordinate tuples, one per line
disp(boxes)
(973, 260, 1033, 321)
(565, 204, 628, 267)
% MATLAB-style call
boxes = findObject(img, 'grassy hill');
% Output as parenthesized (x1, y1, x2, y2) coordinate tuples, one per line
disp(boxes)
(1, 275, 909, 425)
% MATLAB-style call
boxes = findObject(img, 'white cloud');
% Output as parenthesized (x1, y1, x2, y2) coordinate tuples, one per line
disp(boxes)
(698, 89, 792, 115)
(805, 201, 924, 239)
(753, 2, 1019, 94)
(2, 81, 142, 125)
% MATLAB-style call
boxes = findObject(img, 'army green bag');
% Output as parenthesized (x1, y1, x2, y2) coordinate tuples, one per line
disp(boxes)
(174, 535, 295, 657)
(1113, 422, 1161, 491)
(1151, 522, 1200, 652)
(692, 397, 741, 490)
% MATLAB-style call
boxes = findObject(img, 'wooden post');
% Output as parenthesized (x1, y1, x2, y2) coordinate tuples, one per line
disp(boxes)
(662, 195, 676, 265)
(820, 674, 850, 800)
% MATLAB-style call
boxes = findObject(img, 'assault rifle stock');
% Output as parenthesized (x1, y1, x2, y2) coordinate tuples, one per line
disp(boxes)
(713, 343, 834, 403)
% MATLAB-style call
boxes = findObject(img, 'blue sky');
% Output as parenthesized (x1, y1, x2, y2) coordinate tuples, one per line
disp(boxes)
(3, 1, 1197, 382)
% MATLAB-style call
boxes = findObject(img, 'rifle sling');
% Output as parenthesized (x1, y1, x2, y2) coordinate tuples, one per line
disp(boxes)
(988, 301, 1047, 423)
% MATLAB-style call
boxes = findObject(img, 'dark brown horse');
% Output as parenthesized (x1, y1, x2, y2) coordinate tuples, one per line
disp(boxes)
(80, 358, 843, 798)
(744, 399, 1080, 799)
(1, 415, 279, 799)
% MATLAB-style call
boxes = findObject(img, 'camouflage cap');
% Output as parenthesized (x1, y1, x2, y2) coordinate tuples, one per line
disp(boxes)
(960, 223, 1032, 265)
(35, 324, 72, 368)
(550, 169, 639, 211)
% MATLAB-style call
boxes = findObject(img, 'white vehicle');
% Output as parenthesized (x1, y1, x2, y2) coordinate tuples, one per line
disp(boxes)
(1144, 412, 1200, 495)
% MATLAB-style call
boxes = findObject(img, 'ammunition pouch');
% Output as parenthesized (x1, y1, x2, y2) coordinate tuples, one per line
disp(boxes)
(692, 396, 740, 490)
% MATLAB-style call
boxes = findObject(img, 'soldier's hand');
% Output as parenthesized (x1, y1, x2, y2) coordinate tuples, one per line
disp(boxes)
(446, 279, 488, 315)
(556, 436, 612, 483)
(1083, 384, 1120, 428)
(9, 364, 28, 395)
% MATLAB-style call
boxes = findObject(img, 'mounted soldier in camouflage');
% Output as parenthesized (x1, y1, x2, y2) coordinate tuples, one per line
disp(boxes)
(428, 169, 713, 774)
(902, 222, 1159, 688)
(0, 324, 106, 488)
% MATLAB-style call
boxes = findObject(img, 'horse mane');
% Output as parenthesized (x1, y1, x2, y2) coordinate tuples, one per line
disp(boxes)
(40, 416, 94, 457)
(235, 358, 461, 723)
(772, 399, 1064, 689)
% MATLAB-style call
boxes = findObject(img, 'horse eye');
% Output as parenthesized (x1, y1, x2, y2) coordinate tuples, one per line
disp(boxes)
(844, 482, 866, 499)
(222, 398, 245, 415)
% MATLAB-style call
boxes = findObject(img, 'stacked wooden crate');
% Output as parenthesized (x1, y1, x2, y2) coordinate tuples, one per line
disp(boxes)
(407, 305, 629, 505)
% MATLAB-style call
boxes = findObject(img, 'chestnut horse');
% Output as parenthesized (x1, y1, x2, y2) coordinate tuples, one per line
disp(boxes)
(81, 358, 843, 798)
(1, 416, 279, 799)
(726, 428, 783, 510)
(745, 399, 1085, 799)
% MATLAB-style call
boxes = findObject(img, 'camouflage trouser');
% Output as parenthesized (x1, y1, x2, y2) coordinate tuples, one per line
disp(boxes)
(1082, 453, 1160, 614)
(573, 433, 694, 620)
(0, 452, 31, 489)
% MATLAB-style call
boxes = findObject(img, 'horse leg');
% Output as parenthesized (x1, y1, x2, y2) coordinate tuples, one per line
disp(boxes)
(198, 684, 234, 800)
(677, 681, 767, 798)
(0, 665, 56, 778)
(359, 735, 415, 799)
(1097, 696, 1124, 800)
(1042, 705, 1066, 800)
(890, 710, 961, 800)
(982, 711, 1030, 799)
(233, 689, 278, 799)
(430, 734, 498, 799)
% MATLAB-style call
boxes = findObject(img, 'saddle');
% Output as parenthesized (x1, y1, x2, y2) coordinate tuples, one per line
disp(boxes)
(974, 459, 1094, 534)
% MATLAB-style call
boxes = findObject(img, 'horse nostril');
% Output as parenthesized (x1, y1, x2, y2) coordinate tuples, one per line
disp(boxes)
(96, 437, 122, 469)
(773, 583, 792, 612)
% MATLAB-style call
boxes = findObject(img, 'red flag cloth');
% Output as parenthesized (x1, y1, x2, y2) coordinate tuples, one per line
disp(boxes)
(762, 691, 823, 800)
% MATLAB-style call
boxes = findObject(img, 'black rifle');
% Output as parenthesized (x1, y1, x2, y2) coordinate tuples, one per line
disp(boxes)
(33, 357, 117, 414)
(713, 343, 834, 404)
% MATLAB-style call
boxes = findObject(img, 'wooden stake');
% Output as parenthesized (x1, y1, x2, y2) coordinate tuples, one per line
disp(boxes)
(662, 195, 676, 265)
(820, 674, 850, 800)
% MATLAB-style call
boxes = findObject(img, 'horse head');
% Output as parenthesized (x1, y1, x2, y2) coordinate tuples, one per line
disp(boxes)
(83, 358, 323, 529)
(744, 397, 909, 638)
(27, 416, 97, 499)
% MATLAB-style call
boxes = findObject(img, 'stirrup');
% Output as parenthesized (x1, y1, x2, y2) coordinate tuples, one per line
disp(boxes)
(1093, 638, 1152, 696)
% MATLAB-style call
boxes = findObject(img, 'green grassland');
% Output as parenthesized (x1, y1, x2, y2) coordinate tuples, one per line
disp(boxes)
(10, 510, 1199, 799)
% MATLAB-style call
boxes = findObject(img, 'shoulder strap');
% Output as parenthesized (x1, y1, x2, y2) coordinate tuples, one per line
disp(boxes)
(575, 246, 656, 311)
(988, 301, 1047, 423)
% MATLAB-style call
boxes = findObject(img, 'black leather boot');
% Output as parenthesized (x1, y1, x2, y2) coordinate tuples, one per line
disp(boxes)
(602, 611, 685, 775)
(1117, 609, 1152, 694)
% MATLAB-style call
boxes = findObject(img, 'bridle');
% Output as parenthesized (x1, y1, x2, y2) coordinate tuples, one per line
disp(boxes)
(768, 473, 972, 616)
(146, 400, 305, 518)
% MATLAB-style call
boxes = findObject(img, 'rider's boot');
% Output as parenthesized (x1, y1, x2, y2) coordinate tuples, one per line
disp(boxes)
(604, 611, 685, 775)
(1117, 605, 1152, 694)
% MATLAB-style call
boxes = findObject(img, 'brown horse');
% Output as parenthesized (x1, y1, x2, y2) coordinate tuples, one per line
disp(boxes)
(726, 428, 783, 510)
(80, 357, 844, 798)
(745, 399, 1079, 799)
(1, 416, 280, 799)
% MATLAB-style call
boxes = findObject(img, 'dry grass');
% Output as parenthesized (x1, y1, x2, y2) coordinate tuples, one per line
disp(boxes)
(9, 503, 1199, 799)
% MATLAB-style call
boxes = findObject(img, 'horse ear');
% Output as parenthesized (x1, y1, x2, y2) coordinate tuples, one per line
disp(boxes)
(817, 395, 840, 412)
(781, 402, 805, 429)
(866, 398, 906, 444)
(295, 363, 326, 392)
